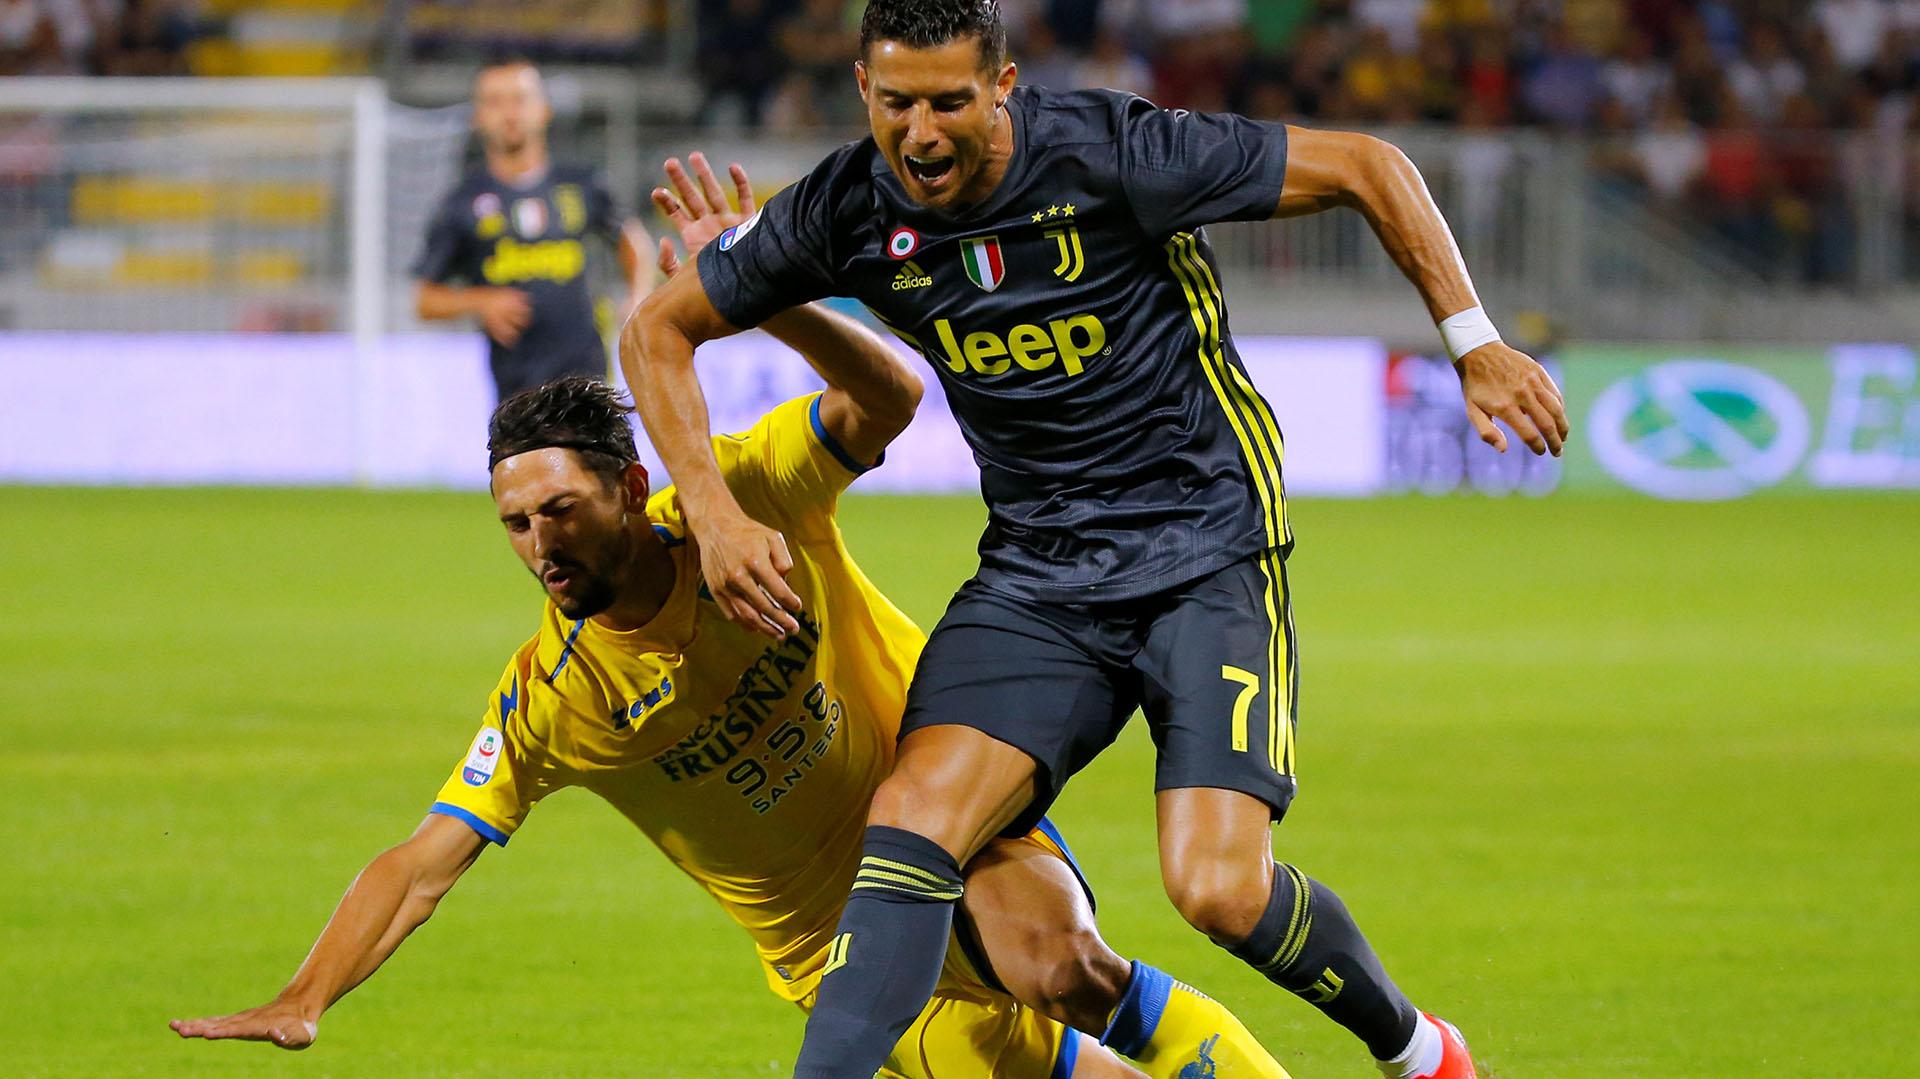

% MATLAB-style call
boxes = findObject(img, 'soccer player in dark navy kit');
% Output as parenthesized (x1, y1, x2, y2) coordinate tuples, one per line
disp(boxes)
(414, 56, 651, 402)
(621, 3, 1570, 1078)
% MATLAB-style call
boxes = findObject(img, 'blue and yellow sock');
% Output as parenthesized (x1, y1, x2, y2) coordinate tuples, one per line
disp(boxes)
(793, 825, 963, 1079)
(1101, 960, 1292, 1078)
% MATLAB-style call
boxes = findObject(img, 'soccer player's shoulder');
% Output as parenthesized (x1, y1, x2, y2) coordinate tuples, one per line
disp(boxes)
(797, 135, 891, 226)
(550, 161, 601, 185)
(1017, 84, 1144, 144)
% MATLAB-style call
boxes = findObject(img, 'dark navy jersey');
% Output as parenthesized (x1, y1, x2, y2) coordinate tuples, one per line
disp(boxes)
(413, 163, 624, 399)
(699, 86, 1293, 602)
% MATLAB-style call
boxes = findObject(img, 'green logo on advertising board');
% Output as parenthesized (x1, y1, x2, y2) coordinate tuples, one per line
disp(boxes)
(1588, 360, 1811, 500)
(1560, 344, 1920, 498)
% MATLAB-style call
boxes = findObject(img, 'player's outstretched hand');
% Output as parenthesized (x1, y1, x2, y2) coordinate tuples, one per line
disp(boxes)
(691, 506, 804, 640)
(170, 998, 318, 1050)
(652, 152, 757, 277)
(1456, 342, 1569, 456)
(477, 287, 533, 347)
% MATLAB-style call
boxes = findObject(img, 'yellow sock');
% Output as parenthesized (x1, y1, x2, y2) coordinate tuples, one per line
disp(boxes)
(1103, 962, 1291, 1079)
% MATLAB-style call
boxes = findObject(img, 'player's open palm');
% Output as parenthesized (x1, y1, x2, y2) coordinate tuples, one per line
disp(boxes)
(652, 152, 757, 277)
(693, 507, 803, 640)
(170, 998, 319, 1050)
(1457, 341, 1569, 456)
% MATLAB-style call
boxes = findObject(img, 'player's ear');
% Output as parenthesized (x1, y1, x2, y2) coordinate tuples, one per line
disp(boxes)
(855, 60, 871, 99)
(622, 462, 651, 508)
(994, 60, 1016, 104)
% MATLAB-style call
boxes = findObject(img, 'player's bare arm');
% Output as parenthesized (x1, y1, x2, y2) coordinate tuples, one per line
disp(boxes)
(615, 217, 655, 317)
(169, 813, 485, 1049)
(626, 154, 919, 639)
(1277, 126, 1570, 456)
(415, 280, 533, 347)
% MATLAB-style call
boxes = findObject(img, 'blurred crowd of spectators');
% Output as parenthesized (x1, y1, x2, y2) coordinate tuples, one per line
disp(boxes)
(0, 0, 199, 75)
(696, 0, 1920, 281)
(696, 0, 1920, 131)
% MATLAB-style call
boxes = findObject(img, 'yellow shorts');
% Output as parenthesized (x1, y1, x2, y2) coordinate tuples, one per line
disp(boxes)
(797, 827, 1086, 1079)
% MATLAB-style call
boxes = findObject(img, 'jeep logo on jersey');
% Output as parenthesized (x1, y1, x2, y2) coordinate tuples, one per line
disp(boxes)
(718, 209, 762, 251)
(932, 314, 1105, 377)
(463, 726, 504, 786)
(959, 236, 1005, 291)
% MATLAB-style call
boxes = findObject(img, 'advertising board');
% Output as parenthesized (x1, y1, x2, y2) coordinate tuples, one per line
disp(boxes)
(0, 332, 1390, 495)
(1559, 343, 1920, 498)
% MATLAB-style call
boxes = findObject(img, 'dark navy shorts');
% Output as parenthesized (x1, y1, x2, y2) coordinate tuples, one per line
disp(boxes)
(900, 550, 1299, 837)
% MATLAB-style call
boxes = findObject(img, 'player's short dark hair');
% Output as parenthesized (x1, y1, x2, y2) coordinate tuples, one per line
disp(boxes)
(487, 376, 640, 488)
(475, 52, 541, 84)
(859, 0, 1006, 71)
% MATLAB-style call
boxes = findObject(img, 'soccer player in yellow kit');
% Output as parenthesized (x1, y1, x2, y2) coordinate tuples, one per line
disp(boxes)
(170, 155, 1291, 1079)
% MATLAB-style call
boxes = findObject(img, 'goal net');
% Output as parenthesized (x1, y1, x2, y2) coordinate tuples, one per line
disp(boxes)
(0, 77, 469, 339)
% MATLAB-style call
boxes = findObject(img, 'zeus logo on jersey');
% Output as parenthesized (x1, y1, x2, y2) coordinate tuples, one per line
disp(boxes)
(931, 313, 1106, 377)
(463, 726, 504, 786)
(614, 676, 674, 731)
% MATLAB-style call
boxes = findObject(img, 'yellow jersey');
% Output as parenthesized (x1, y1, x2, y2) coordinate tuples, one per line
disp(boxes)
(431, 393, 925, 1002)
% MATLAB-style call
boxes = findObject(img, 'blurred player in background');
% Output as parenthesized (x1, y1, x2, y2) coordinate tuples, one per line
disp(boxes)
(413, 55, 652, 402)
(170, 156, 1293, 1079)
(622, 2, 1571, 1079)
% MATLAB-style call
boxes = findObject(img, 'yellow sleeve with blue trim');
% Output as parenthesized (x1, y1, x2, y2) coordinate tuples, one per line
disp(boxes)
(715, 392, 877, 540)
(428, 641, 573, 845)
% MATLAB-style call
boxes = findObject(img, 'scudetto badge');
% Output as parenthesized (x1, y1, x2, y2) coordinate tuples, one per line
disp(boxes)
(463, 726, 504, 786)
(888, 227, 920, 259)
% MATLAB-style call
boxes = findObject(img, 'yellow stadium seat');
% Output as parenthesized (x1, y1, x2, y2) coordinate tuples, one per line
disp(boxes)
(238, 183, 331, 225)
(235, 43, 361, 77)
(232, 250, 308, 285)
(119, 248, 217, 287)
(185, 38, 243, 77)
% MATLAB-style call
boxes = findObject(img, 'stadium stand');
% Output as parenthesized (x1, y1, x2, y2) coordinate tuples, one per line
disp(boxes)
(4, 0, 1918, 337)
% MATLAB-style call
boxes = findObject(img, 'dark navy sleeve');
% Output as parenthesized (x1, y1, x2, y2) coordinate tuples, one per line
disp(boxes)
(695, 159, 838, 330)
(411, 191, 467, 283)
(585, 171, 624, 246)
(1115, 98, 1289, 239)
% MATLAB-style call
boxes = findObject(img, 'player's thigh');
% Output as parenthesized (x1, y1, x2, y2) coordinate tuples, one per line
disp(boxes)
(903, 581, 1133, 837)
(1135, 551, 1298, 817)
(957, 826, 1123, 1026)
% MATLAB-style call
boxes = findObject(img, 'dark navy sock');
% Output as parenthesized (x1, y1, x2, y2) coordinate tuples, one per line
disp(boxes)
(792, 825, 964, 1079)
(1226, 863, 1419, 1060)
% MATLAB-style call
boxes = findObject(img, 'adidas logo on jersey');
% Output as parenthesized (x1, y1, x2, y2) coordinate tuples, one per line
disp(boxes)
(892, 261, 934, 291)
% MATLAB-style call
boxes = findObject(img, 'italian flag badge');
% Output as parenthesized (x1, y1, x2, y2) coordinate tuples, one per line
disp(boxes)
(959, 236, 1006, 292)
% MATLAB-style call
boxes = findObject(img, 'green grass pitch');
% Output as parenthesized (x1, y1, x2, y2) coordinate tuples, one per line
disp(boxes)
(2, 487, 1915, 1077)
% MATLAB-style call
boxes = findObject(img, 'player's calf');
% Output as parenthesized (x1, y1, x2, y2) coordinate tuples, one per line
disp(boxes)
(1221, 864, 1421, 1064)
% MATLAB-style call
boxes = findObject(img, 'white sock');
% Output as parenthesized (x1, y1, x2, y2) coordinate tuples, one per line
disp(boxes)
(1376, 1013, 1444, 1079)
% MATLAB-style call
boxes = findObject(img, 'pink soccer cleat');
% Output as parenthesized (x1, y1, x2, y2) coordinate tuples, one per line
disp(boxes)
(1415, 1014, 1478, 1079)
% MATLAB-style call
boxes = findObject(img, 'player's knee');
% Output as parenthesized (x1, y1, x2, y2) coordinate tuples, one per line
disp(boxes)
(1022, 925, 1128, 1030)
(1165, 867, 1269, 945)
(865, 770, 935, 832)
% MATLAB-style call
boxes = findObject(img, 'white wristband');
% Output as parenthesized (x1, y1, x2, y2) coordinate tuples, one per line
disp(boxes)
(1437, 306, 1501, 362)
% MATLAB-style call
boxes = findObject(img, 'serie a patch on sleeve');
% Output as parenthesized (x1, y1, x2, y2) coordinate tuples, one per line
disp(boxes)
(717, 209, 763, 251)
(463, 726, 504, 786)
